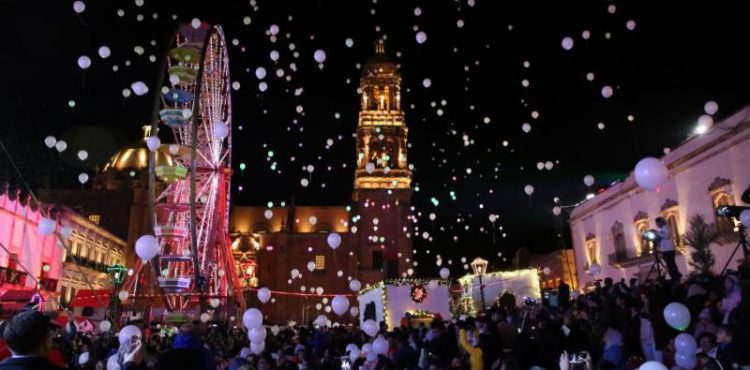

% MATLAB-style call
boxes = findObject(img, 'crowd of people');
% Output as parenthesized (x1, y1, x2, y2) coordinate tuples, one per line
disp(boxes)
(0, 270, 747, 370)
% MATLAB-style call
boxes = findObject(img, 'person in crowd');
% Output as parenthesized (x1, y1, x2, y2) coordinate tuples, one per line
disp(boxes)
(655, 217, 682, 281)
(696, 332, 718, 359)
(600, 328, 626, 370)
(694, 308, 718, 339)
(715, 325, 743, 370)
(720, 275, 742, 324)
(457, 323, 482, 370)
(0, 311, 66, 370)
(157, 323, 215, 370)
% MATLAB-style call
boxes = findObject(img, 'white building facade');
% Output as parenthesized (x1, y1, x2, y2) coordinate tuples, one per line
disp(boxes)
(569, 106, 750, 289)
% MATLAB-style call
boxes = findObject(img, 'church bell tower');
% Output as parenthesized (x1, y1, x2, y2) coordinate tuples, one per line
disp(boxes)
(352, 40, 414, 283)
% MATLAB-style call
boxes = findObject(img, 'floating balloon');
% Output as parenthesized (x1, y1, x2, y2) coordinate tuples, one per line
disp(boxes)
(98, 46, 111, 59)
(543, 267, 551, 275)
(663, 302, 691, 331)
(362, 319, 378, 337)
(350, 306, 359, 317)
(135, 235, 159, 261)
(331, 295, 349, 316)
(327, 232, 342, 249)
(118, 325, 141, 345)
(314, 49, 327, 63)
(638, 361, 668, 370)
(634, 157, 668, 191)
(307, 261, 316, 272)
(200, 313, 211, 323)
(249, 327, 267, 343)
(257, 287, 271, 303)
(38, 217, 56, 235)
(583, 175, 595, 187)
(675, 333, 697, 355)
(118, 290, 129, 301)
(314, 314, 327, 327)
(130, 81, 149, 96)
(61, 226, 73, 238)
(77, 56, 91, 69)
(44, 136, 57, 148)
(213, 122, 229, 139)
(255, 67, 267, 80)
(291, 268, 300, 278)
(73, 1, 85, 13)
(373, 336, 389, 355)
(210, 298, 221, 308)
(740, 210, 750, 228)
(561, 37, 574, 50)
(309, 216, 317, 225)
(146, 136, 161, 151)
(416, 31, 427, 44)
(524, 184, 534, 196)
(601, 85, 613, 98)
(55, 140, 68, 152)
(349, 279, 361, 292)
(106, 355, 120, 370)
(588, 263, 601, 276)
(243, 308, 263, 329)
(704, 101, 719, 115)
(440, 268, 450, 279)
(552, 206, 562, 216)
(99, 320, 111, 332)
(423, 78, 432, 88)
(77, 150, 88, 161)
(365, 162, 375, 174)
(78, 173, 89, 184)
(522, 123, 532, 133)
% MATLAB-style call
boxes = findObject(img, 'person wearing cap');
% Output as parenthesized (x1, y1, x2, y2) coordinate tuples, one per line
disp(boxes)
(0, 311, 64, 369)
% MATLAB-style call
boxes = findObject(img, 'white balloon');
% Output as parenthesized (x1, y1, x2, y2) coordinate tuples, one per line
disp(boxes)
(309, 216, 317, 225)
(601, 85, 614, 98)
(416, 31, 427, 44)
(259, 82, 268, 92)
(122, 89, 131, 98)
(350, 306, 359, 317)
(345, 38, 354, 48)
(522, 123, 532, 133)
(314, 49, 327, 63)
(118, 290, 129, 301)
(663, 302, 691, 331)
(307, 261, 316, 272)
(78, 173, 89, 184)
(135, 235, 159, 261)
(634, 157, 668, 191)
(270, 325, 280, 336)
(331, 295, 350, 316)
(561, 37, 574, 50)
(200, 313, 211, 323)
(588, 263, 601, 276)
(524, 184, 534, 196)
(327, 232, 342, 249)
(422, 78, 432, 88)
(61, 226, 73, 238)
(583, 175, 595, 187)
(543, 267, 551, 276)
(99, 320, 111, 332)
(77, 150, 88, 161)
(38, 217, 56, 235)
(77, 55, 91, 69)
(362, 319, 378, 337)
(674, 333, 697, 355)
(118, 325, 141, 345)
(210, 298, 221, 308)
(130, 81, 149, 96)
(439, 268, 450, 279)
(250, 341, 265, 354)
(270, 50, 279, 61)
(740, 210, 750, 228)
(704, 101, 719, 116)
(373, 336, 389, 355)
(107, 354, 121, 370)
(674, 352, 697, 370)
(638, 361, 668, 370)
(291, 268, 300, 278)
(44, 136, 57, 148)
(73, 1, 86, 13)
(257, 287, 271, 303)
(349, 279, 361, 292)
(146, 136, 161, 151)
(552, 206, 562, 216)
(255, 67, 267, 80)
(249, 327, 267, 343)
(98, 46, 111, 59)
(264, 210, 273, 220)
(191, 18, 201, 29)
(55, 140, 68, 152)
(243, 308, 263, 329)
(365, 162, 375, 174)
(316, 287, 324, 295)
(213, 122, 230, 139)
(314, 314, 327, 327)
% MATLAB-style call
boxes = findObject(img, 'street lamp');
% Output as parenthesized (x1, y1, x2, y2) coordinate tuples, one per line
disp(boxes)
(470, 257, 488, 312)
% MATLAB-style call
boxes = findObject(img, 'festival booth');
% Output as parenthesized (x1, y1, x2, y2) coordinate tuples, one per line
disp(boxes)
(357, 279, 452, 330)
(457, 268, 541, 315)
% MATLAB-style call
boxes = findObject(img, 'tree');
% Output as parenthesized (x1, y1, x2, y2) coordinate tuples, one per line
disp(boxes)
(684, 214, 720, 276)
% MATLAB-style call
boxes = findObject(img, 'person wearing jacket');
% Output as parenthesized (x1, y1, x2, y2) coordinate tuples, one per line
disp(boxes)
(157, 323, 215, 370)
(458, 328, 483, 370)
(0, 311, 66, 370)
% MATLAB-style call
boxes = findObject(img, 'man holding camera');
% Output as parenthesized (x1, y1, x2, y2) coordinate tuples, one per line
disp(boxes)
(655, 217, 682, 281)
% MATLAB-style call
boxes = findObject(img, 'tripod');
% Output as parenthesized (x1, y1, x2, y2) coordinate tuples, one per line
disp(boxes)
(644, 247, 668, 282)
(720, 224, 750, 276)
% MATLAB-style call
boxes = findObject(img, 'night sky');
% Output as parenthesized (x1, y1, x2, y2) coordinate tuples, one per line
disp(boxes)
(3, 0, 750, 273)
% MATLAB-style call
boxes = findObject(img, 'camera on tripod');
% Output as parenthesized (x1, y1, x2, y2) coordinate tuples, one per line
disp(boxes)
(643, 229, 661, 242)
(716, 205, 750, 219)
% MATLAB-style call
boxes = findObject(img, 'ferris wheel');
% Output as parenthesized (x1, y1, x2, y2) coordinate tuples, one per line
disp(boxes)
(128, 21, 243, 312)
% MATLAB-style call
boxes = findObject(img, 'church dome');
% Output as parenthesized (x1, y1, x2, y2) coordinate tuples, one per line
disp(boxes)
(363, 40, 398, 77)
(103, 141, 174, 172)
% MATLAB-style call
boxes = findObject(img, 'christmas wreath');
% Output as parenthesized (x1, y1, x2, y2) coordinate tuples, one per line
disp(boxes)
(410, 283, 427, 303)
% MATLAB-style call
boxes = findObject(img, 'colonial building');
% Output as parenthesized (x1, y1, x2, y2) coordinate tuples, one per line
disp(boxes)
(230, 41, 415, 324)
(569, 105, 750, 289)
(527, 249, 578, 291)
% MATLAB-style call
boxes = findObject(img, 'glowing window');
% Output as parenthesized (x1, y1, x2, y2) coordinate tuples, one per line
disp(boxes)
(88, 214, 101, 224)
(315, 255, 325, 270)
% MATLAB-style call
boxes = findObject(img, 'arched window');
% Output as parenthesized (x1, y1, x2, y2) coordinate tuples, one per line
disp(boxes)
(661, 199, 682, 247)
(585, 236, 599, 265)
(612, 222, 627, 258)
(633, 217, 651, 256)
(708, 178, 736, 237)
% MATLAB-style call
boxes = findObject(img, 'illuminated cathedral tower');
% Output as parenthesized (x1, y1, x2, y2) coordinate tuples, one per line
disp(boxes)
(352, 40, 414, 283)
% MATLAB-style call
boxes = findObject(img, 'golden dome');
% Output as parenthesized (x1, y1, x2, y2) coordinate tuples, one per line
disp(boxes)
(103, 143, 174, 172)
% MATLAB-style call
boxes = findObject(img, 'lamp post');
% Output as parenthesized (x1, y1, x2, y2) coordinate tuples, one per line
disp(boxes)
(470, 257, 488, 312)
